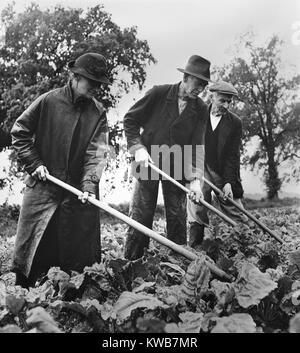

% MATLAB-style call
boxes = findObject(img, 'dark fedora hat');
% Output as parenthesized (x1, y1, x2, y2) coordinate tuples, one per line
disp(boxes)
(177, 55, 212, 82)
(68, 52, 111, 85)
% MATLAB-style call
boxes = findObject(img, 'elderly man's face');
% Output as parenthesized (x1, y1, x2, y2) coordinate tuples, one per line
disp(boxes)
(211, 92, 233, 115)
(73, 75, 101, 98)
(182, 75, 206, 99)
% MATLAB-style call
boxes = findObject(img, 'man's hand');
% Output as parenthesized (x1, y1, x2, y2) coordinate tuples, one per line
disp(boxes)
(188, 178, 203, 204)
(31, 165, 49, 181)
(134, 147, 153, 168)
(223, 183, 233, 200)
(78, 192, 96, 204)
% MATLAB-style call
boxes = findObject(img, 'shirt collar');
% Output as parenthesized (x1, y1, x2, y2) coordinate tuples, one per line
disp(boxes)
(178, 82, 185, 98)
(210, 111, 222, 119)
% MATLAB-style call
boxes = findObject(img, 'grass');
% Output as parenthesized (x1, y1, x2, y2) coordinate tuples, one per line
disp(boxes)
(0, 197, 299, 277)
(243, 197, 300, 210)
(1, 197, 299, 234)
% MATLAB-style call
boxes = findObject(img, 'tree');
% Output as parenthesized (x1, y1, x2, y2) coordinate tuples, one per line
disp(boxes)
(217, 35, 300, 199)
(0, 2, 156, 131)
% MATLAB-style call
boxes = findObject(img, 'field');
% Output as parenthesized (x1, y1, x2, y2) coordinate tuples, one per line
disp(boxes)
(0, 203, 300, 333)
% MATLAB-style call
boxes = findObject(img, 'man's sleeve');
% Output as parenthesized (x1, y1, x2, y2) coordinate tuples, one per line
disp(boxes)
(123, 86, 157, 154)
(10, 94, 46, 174)
(81, 110, 109, 195)
(223, 119, 242, 185)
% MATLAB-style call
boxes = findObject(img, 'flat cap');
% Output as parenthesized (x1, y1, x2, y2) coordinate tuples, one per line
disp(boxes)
(209, 80, 238, 96)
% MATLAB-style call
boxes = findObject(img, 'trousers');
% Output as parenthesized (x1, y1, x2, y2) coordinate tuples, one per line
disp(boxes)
(124, 178, 187, 260)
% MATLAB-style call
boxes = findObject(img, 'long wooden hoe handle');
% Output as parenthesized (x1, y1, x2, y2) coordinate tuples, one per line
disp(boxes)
(203, 177, 284, 244)
(148, 163, 237, 227)
(46, 174, 233, 281)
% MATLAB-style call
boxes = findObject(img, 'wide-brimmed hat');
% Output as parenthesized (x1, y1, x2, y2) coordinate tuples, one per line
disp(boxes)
(209, 80, 238, 96)
(177, 55, 212, 82)
(68, 52, 111, 85)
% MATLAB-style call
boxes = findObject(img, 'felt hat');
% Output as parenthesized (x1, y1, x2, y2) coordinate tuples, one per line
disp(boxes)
(177, 55, 212, 82)
(68, 52, 110, 84)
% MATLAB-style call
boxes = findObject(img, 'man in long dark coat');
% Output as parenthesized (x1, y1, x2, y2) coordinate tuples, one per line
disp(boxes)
(187, 81, 248, 247)
(124, 55, 211, 260)
(11, 53, 109, 288)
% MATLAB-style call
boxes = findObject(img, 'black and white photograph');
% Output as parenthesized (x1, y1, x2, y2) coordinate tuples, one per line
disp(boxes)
(0, 0, 299, 338)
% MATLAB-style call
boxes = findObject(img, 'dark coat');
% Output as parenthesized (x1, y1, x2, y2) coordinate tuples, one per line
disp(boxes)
(0, 127, 11, 150)
(124, 82, 208, 181)
(206, 105, 244, 198)
(10, 82, 108, 277)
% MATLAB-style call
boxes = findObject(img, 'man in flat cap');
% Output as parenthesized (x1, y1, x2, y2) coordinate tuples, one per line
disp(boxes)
(11, 52, 110, 287)
(124, 55, 211, 260)
(187, 80, 248, 247)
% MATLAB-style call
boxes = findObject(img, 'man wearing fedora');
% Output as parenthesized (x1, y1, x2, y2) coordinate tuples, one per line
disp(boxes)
(11, 52, 110, 288)
(187, 81, 248, 248)
(124, 55, 211, 260)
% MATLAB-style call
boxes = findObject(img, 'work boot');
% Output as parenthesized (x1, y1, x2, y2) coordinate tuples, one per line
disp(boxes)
(188, 222, 205, 248)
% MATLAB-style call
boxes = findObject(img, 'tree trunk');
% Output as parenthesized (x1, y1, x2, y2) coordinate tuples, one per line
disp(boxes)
(265, 148, 281, 200)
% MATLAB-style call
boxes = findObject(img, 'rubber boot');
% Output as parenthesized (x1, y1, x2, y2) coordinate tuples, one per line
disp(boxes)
(188, 222, 205, 248)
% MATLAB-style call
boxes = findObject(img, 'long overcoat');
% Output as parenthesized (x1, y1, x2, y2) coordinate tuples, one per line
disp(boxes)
(11, 82, 108, 278)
